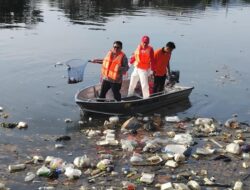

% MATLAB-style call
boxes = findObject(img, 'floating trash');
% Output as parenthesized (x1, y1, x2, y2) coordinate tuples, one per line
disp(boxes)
(140, 172, 155, 184)
(226, 143, 241, 154)
(73, 155, 91, 168)
(165, 116, 180, 122)
(64, 167, 82, 179)
(161, 182, 174, 190)
(24, 172, 36, 182)
(187, 180, 201, 190)
(8, 164, 26, 172)
(16, 121, 28, 129)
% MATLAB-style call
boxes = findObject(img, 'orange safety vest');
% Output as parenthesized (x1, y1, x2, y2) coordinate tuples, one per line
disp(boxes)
(154, 48, 171, 76)
(134, 45, 153, 70)
(102, 50, 125, 80)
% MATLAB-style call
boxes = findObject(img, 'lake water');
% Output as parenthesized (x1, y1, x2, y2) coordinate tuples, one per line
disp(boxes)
(1, 0, 250, 136)
(1, 1, 250, 190)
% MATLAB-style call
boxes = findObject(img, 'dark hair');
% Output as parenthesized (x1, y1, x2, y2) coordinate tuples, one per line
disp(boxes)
(166, 42, 176, 49)
(114, 41, 123, 49)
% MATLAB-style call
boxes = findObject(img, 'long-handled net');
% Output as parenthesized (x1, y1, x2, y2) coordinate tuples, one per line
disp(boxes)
(66, 59, 89, 84)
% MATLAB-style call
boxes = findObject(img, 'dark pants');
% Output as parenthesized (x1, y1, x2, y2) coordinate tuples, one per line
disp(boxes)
(153, 75, 166, 93)
(99, 80, 122, 101)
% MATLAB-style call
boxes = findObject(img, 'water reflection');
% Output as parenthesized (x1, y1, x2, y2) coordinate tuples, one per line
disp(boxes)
(0, 0, 43, 29)
(47, 0, 248, 29)
(52, 0, 205, 22)
(1, 0, 248, 29)
(146, 98, 192, 116)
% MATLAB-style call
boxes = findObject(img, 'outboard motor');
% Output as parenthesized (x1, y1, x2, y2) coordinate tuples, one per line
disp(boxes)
(166, 70, 180, 87)
(169, 70, 180, 83)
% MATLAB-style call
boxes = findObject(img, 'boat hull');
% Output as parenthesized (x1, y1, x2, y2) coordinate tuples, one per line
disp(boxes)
(75, 80, 194, 115)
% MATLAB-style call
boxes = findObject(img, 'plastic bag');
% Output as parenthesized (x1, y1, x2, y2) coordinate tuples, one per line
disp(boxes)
(130, 152, 143, 163)
(120, 139, 137, 151)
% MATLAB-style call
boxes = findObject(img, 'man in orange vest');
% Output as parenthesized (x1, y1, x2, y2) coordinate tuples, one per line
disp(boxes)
(91, 41, 128, 101)
(153, 41, 176, 93)
(128, 36, 155, 98)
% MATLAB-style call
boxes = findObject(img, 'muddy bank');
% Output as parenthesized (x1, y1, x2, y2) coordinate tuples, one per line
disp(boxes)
(0, 113, 250, 190)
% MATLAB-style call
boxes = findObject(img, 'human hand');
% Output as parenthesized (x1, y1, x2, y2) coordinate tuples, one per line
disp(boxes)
(90, 59, 102, 64)
(148, 70, 153, 76)
(148, 73, 154, 81)
(129, 55, 135, 64)
(90, 59, 97, 63)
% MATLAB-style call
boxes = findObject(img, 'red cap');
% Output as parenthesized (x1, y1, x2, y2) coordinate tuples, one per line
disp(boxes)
(141, 35, 150, 43)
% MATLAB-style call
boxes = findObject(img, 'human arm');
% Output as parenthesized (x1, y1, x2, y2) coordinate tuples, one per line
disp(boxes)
(129, 54, 135, 64)
(152, 49, 159, 74)
(89, 59, 103, 64)
(167, 53, 171, 78)
(150, 47, 155, 71)
(119, 55, 129, 74)
(167, 64, 171, 79)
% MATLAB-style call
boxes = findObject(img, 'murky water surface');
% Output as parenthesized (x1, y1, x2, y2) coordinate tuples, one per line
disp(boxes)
(0, 0, 250, 189)
(1, 0, 250, 132)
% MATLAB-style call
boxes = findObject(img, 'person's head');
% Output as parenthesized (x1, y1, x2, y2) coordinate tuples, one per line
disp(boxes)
(165, 41, 176, 53)
(141, 35, 150, 48)
(113, 41, 122, 53)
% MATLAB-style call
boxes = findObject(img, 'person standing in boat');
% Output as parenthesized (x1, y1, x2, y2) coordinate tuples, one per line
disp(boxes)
(153, 41, 176, 93)
(91, 41, 129, 101)
(127, 35, 155, 99)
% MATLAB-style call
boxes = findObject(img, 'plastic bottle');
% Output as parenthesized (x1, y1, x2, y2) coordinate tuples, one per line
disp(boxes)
(36, 165, 51, 177)
(8, 164, 26, 172)
(122, 165, 130, 175)
(242, 153, 250, 159)
(99, 154, 113, 160)
(38, 186, 55, 190)
(55, 144, 64, 149)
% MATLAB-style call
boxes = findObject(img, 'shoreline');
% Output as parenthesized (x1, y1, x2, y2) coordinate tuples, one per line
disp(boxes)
(1, 114, 249, 190)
